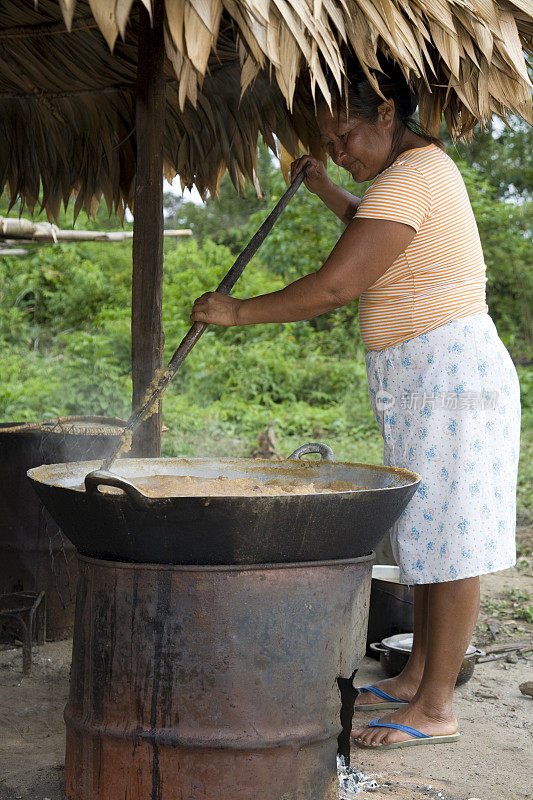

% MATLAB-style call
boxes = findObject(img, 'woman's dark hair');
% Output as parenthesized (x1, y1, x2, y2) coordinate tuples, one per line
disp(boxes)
(320, 53, 443, 152)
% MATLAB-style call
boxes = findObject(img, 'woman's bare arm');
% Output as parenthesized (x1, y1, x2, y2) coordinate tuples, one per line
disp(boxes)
(314, 182, 361, 224)
(191, 218, 416, 327)
(291, 156, 360, 224)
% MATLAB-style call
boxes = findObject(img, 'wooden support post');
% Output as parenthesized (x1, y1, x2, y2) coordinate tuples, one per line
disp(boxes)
(131, 0, 165, 457)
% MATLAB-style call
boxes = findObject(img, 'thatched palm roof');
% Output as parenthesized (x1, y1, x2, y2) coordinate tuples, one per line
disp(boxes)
(1, 0, 532, 218)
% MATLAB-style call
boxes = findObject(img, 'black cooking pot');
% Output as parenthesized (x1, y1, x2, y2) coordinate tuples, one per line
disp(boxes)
(370, 634, 485, 687)
(27, 443, 420, 566)
(366, 566, 415, 655)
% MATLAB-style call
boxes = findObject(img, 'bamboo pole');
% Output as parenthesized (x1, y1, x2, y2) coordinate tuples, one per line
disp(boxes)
(131, 0, 166, 458)
(0, 217, 191, 243)
(0, 248, 28, 256)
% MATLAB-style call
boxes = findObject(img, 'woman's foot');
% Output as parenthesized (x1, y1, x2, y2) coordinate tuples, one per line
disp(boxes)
(354, 675, 419, 708)
(351, 700, 458, 747)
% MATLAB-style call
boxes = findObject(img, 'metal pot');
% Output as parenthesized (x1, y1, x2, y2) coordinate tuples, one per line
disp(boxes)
(370, 634, 485, 686)
(0, 416, 127, 639)
(27, 443, 420, 565)
(366, 566, 415, 655)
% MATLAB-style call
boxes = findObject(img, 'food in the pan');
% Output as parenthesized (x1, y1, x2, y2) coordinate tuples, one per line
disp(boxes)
(93, 474, 363, 497)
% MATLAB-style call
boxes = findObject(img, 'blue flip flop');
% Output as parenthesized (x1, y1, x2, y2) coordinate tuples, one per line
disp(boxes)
(353, 717, 460, 750)
(355, 685, 410, 711)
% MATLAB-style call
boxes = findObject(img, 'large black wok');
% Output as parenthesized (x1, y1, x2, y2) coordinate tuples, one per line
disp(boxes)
(27, 443, 420, 565)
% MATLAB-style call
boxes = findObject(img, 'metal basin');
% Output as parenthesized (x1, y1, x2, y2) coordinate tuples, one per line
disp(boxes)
(370, 634, 485, 687)
(27, 444, 420, 565)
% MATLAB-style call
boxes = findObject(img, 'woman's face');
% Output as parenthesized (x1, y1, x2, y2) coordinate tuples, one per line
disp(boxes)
(317, 100, 396, 182)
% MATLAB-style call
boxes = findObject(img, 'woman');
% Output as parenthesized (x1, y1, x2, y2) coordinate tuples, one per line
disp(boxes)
(190, 59, 521, 750)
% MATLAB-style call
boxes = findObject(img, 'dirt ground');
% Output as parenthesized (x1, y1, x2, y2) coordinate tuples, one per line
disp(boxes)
(1, 532, 532, 800)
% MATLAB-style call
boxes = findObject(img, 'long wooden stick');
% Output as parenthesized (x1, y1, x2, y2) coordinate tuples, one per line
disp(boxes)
(101, 169, 306, 471)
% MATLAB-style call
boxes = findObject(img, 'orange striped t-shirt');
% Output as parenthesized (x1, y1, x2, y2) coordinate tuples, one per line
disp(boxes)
(355, 143, 488, 350)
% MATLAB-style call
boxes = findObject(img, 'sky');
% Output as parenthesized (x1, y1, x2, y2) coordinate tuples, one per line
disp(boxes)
(165, 178, 204, 205)
(124, 178, 203, 222)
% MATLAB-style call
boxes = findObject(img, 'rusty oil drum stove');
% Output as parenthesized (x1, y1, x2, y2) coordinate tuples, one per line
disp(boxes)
(66, 554, 372, 800)
(28, 444, 420, 800)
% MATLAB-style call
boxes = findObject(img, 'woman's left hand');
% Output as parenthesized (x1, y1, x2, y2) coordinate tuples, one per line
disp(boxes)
(190, 292, 242, 327)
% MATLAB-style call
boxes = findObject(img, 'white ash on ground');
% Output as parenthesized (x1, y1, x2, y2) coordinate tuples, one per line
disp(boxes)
(338, 755, 380, 797)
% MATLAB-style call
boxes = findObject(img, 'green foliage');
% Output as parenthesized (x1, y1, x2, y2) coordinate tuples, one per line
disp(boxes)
(0, 237, 133, 420)
(444, 119, 533, 202)
(482, 585, 533, 623)
(164, 145, 278, 252)
(517, 367, 533, 524)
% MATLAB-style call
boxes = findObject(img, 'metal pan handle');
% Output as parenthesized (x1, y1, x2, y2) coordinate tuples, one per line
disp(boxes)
(287, 442, 336, 462)
(84, 470, 151, 511)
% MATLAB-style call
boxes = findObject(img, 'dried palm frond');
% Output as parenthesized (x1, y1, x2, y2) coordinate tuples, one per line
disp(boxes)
(0, 0, 531, 218)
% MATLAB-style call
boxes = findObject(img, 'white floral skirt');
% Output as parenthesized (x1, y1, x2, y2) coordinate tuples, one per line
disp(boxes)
(365, 312, 521, 584)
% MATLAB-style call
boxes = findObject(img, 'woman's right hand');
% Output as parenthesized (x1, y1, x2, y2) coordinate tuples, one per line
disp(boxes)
(291, 156, 331, 196)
